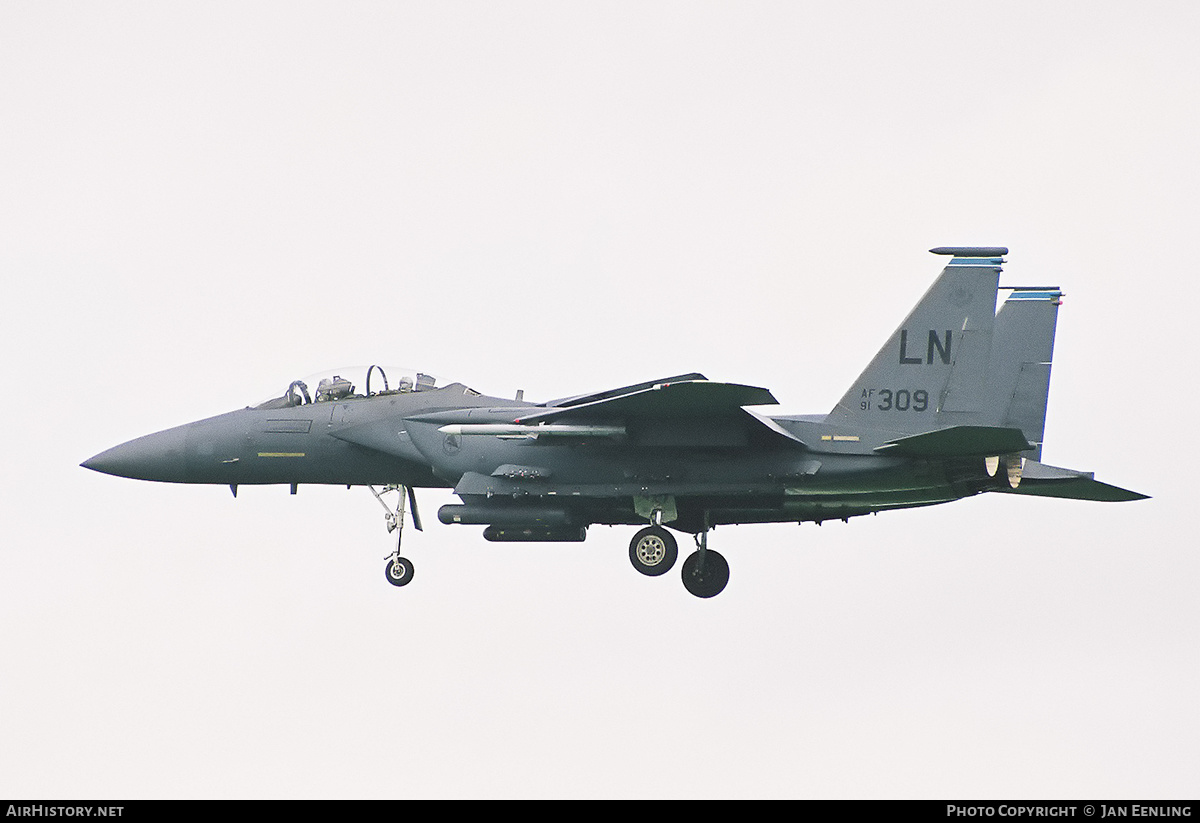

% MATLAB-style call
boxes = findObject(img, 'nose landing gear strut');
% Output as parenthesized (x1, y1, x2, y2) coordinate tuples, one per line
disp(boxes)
(369, 484, 422, 587)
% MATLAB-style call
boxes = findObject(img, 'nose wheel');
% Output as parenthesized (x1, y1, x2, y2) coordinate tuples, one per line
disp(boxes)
(385, 555, 414, 586)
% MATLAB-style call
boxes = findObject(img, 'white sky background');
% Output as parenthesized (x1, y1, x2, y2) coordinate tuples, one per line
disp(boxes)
(2, 1, 1197, 799)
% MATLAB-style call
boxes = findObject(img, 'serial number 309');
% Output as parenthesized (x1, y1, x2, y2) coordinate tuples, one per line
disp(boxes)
(861, 388, 929, 412)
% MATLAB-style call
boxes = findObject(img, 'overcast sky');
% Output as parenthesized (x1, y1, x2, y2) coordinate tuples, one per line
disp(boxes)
(2, 1, 1197, 799)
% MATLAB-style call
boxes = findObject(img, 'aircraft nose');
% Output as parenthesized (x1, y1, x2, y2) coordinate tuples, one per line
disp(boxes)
(81, 426, 191, 482)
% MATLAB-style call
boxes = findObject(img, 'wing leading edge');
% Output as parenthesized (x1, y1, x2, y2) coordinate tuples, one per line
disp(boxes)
(517, 378, 777, 424)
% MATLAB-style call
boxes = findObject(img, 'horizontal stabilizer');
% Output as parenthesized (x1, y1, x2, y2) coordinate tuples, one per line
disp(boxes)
(997, 460, 1149, 502)
(875, 425, 1032, 458)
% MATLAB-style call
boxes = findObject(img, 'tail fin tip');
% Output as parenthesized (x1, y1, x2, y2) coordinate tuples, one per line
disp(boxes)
(929, 246, 1009, 257)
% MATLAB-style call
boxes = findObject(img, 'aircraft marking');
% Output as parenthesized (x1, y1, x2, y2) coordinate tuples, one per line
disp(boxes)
(859, 388, 929, 412)
(899, 329, 952, 365)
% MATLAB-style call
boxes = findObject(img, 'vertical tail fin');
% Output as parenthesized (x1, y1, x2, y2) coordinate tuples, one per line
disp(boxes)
(826, 247, 1005, 433)
(984, 288, 1063, 460)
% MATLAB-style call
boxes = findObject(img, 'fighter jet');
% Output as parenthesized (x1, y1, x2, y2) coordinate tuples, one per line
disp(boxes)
(82, 247, 1147, 598)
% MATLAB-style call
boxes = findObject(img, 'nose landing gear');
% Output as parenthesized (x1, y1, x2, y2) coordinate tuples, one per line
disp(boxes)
(385, 555, 414, 587)
(369, 484, 422, 588)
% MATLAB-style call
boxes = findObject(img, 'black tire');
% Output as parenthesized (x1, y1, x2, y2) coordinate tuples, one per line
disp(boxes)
(681, 549, 729, 598)
(385, 557, 414, 587)
(629, 526, 678, 576)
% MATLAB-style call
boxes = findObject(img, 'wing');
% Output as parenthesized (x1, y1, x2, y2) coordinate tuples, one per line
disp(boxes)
(426, 378, 804, 448)
(517, 378, 777, 424)
(522, 378, 803, 447)
(540, 372, 708, 408)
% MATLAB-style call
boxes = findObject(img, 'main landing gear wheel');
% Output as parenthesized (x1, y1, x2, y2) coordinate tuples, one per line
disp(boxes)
(385, 556, 414, 587)
(681, 549, 729, 598)
(629, 526, 678, 576)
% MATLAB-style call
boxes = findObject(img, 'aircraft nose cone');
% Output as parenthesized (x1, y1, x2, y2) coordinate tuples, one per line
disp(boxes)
(81, 426, 190, 482)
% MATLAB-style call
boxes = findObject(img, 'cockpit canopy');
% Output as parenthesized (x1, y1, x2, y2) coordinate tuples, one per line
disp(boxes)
(254, 365, 450, 409)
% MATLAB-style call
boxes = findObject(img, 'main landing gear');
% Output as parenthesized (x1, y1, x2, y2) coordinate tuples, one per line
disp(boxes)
(680, 531, 729, 599)
(370, 484, 422, 588)
(629, 526, 678, 576)
(627, 520, 729, 598)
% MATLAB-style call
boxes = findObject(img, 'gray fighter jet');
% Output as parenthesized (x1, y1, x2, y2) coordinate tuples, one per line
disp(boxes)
(82, 247, 1147, 597)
